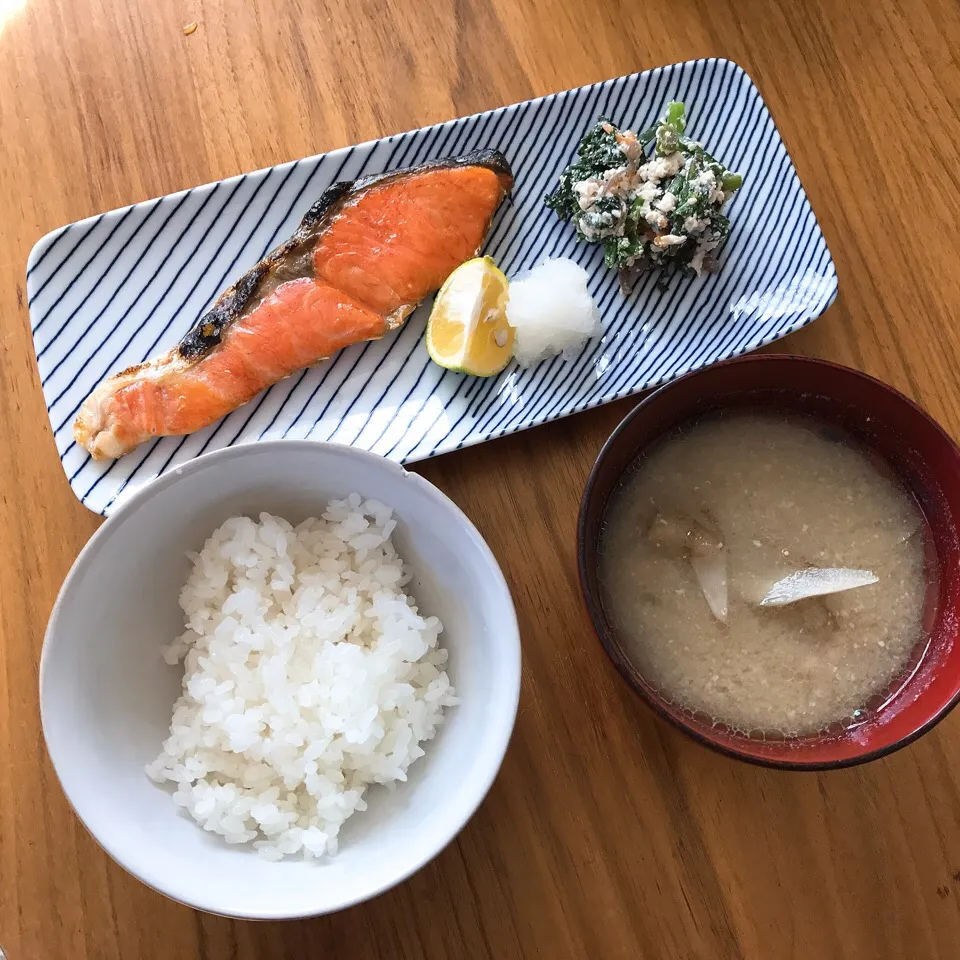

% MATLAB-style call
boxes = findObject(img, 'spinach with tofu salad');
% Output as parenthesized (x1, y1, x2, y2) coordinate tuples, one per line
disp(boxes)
(545, 101, 743, 290)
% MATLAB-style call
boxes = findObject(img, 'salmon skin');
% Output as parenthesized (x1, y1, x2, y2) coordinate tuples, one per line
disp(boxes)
(74, 150, 513, 460)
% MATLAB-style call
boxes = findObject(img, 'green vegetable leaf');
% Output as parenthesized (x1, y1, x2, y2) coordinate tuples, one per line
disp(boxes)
(544, 119, 622, 221)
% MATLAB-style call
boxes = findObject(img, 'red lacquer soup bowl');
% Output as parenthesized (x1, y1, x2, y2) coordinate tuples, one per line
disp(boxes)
(578, 355, 960, 769)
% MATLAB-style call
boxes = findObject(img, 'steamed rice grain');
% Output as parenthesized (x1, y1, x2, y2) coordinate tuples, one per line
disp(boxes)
(146, 496, 457, 860)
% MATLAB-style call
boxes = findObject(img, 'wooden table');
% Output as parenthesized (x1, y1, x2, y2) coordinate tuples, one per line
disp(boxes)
(3, 0, 960, 956)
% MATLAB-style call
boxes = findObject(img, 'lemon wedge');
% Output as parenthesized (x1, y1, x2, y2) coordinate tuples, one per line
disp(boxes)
(426, 257, 513, 376)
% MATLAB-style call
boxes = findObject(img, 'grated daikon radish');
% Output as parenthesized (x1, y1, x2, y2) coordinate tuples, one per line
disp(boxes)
(506, 258, 601, 366)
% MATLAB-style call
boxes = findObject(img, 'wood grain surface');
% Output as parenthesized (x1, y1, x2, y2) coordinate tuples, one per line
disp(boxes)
(3, 0, 960, 957)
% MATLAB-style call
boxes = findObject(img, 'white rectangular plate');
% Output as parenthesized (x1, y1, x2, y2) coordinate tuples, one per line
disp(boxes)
(28, 58, 837, 516)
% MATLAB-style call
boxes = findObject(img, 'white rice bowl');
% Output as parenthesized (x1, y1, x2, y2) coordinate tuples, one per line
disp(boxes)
(146, 495, 457, 861)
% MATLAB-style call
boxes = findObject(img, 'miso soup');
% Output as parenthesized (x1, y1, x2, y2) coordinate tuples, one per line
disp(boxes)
(599, 413, 934, 737)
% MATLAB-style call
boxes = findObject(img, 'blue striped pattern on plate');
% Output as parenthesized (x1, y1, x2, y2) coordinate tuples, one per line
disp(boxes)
(27, 59, 836, 516)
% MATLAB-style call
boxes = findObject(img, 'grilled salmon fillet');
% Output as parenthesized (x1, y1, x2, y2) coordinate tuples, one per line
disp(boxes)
(74, 150, 513, 460)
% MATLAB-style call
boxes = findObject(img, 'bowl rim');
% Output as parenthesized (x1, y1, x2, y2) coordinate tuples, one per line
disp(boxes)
(40, 439, 522, 918)
(577, 353, 960, 771)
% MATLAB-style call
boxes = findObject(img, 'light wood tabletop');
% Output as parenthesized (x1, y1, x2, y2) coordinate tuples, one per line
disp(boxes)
(3, 0, 960, 957)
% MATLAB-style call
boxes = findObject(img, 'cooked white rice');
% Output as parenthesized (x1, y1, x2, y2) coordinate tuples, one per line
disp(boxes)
(146, 496, 456, 861)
